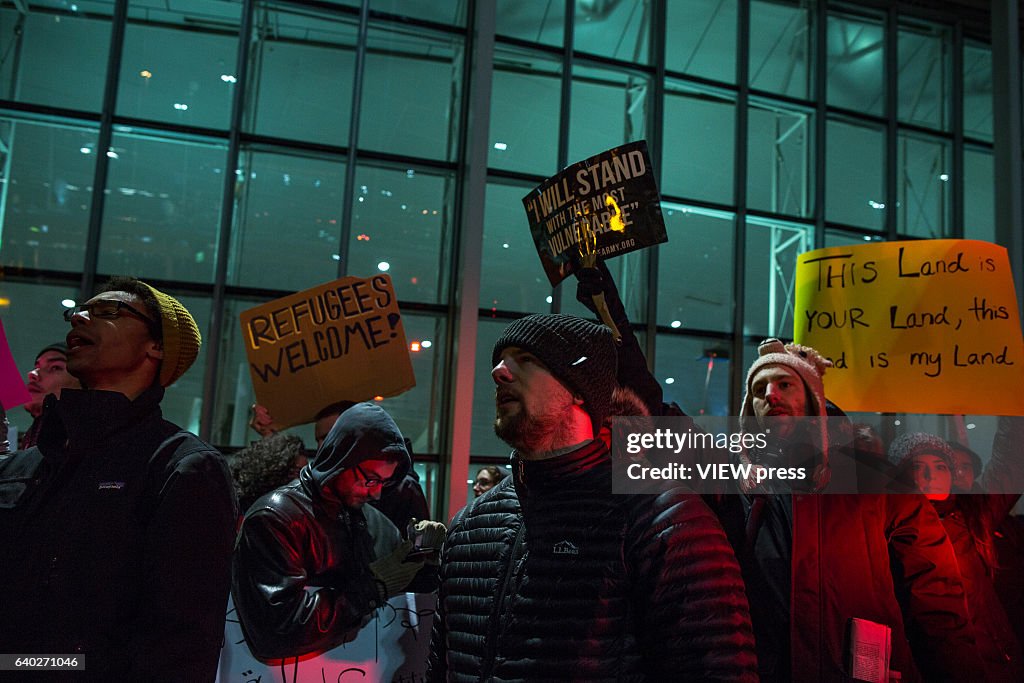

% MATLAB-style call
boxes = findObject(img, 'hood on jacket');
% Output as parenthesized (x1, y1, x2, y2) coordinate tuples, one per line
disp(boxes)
(301, 402, 410, 507)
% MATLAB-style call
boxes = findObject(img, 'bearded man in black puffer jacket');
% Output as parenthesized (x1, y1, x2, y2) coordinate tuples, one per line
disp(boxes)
(427, 314, 757, 682)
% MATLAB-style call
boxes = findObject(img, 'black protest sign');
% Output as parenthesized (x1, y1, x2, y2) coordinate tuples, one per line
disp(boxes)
(522, 140, 668, 286)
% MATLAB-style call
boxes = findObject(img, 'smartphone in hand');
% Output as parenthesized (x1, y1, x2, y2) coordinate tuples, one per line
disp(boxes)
(404, 547, 436, 562)
(405, 519, 438, 562)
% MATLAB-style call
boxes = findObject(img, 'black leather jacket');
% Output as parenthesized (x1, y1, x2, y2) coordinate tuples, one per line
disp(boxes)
(231, 402, 436, 661)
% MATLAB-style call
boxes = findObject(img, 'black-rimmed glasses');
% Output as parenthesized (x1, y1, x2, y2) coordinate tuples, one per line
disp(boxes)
(64, 300, 158, 334)
(352, 463, 393, 489)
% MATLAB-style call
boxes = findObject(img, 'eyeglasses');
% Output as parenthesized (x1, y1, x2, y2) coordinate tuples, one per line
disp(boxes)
(64, 300, 158, 334)
(352, 463, 393, 489)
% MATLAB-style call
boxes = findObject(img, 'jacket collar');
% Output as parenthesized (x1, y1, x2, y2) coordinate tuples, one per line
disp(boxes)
(512, 438, 608, 493)
(39, 385, 164, 452)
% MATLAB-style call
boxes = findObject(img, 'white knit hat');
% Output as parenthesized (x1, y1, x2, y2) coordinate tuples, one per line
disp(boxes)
(740, 338, 832, 420)
(739, 338, 833, 492)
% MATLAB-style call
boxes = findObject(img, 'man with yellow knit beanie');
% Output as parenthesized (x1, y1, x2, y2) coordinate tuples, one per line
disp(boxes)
(0, 276, 237, 682)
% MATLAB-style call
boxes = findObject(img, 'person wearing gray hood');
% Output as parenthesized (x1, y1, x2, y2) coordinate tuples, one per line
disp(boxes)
(231, 402, 445, 661)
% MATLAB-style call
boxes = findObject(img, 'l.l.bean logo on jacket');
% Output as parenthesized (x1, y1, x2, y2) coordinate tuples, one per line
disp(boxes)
(552, 540, 579, 556)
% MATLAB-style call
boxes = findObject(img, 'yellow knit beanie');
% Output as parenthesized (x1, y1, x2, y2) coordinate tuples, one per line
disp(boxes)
(139, 282, 201, 387)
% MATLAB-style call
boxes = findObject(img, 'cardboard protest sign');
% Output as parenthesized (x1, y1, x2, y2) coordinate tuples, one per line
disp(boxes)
(0, 319, 31, 410)
(794, 239, 1024, 415)
(239, 275, 415, 430)
(522, 140, 668, 287)
(216, 593, 434, 683)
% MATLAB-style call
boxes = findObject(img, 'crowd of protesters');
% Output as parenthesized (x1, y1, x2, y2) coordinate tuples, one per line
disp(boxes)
(0, 265, 1021, 682)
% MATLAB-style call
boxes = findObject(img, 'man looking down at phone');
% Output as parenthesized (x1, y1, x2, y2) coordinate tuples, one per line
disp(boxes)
(232, 402, 444, 661)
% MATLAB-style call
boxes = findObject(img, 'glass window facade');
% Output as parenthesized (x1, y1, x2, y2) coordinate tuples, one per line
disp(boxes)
(747, 99, 812, 218)
(244, 5, 357, 146)
(662, 83, 735, 206)
(825, 117, 885, 231)
(117, 3, 240, 130)
(826, 10, 884, 117)
(0, 0, 1013, 516)
(898, 21, 951, 131)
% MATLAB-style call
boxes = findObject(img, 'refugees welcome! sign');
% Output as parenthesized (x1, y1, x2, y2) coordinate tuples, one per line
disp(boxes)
(239, 275, 415, 429)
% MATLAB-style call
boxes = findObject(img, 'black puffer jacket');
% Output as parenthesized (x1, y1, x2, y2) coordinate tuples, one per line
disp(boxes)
(428, 438, 758, 682)
(231, 402, 436, 661)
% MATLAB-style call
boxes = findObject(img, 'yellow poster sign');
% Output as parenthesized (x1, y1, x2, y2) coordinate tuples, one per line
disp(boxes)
(794, 239, 1024, 415)
(239, 275, 415, 430)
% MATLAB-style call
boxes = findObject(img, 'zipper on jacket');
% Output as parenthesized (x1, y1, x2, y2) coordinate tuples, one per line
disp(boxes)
(480, 520, 526, 680)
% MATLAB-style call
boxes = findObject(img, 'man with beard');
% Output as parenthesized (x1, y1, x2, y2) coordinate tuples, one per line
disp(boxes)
(428, 313, 757, 681)
(728, 338, 980, 682)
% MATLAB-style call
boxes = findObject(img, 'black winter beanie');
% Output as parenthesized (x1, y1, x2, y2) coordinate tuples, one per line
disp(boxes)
(492, 314, 617, 432)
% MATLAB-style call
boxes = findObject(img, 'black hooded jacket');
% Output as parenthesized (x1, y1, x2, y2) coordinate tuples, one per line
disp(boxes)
(231, 402, 436, 661)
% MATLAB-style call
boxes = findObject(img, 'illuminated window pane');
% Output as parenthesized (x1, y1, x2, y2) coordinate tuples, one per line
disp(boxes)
(666, 0, 737, 84)
(0, 4, 111, 112)
(489, 47, 561, 175)
(825, 228, 885, 248)
(471, 317, 511, 457)
(750, 0, 811, 100)
(963, 42, 992, 142)
(747, 100, 813, 218)
(0, 279, 79, 438)
(826, 11, 884, 116)
(964, 146, 994, 243)
(662, 83, 735, 206)
(159, 292, 211, 434)
(371, 0, 465, 26)
(228, 150, 345, 291)
(246, 7, 357, 146)
(480, 180, 550, 314)
(743, 217, 812, 339)
(656, 206, 734, 333)
(561, 249, 648, 326)
(359, 27, 462, 162)
(654, 333, 732, 417)
(898, 22, 951, 131)
(117, 3, 240, 130)
(414, 462, 441, 521)
(574, 0, 649, 64)
(378, 312, 448, 454)
(495, 0, 564, 47)
(825, 118, 884, 230)
(98, 132, 226, 283)
(897, 132, 950, 238)
(210, 296, 282, 448)
(347, 164, 454, 305)
(0, 119, 95, 272)
(568, 66, 649, 165)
